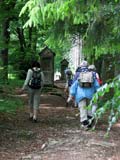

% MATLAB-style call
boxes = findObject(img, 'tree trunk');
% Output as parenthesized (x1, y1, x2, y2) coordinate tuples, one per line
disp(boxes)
(16, 27, 26, 52)
(1, 19, 10, 82)
(30, 27, 37, 53)
(78, 34, 82, 65)
(114, 53, 120, 76)
(0, 1, 16, 82)
(101, 54, 115, 83)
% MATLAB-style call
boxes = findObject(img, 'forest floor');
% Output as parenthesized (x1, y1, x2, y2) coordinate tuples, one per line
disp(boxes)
(0, 81, 120, 160)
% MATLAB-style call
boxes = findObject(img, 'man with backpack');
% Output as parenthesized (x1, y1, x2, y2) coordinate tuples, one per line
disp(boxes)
(64, 67, 73, 84)
(88, 64, 103, 86)
(69, 60, 100, 130)
(64, 67, 73, 106)
(67, 61, 89, 107)
(87, 64, 103, 118)
(21, 61, 44, 123)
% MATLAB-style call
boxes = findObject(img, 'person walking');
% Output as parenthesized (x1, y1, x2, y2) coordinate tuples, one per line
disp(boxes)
(88, 64, 103, 117)
(68, 60, 88, 108)
(64, 67, 73, 107)
(88, 64, 103, 86)
(21, 61, 44, 122)
(69, 60, 100, 130)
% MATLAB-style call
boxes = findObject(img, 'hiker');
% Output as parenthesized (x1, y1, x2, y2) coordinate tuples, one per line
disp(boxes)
(64, 67, 73, 106)
(21, 61, 44, 122)
(88, 64, 103, 117)
(64, 67, 72, 81)
(68, 61, 88, 107)
(88, 64, 103, 86)
(69, 60, 100, 130)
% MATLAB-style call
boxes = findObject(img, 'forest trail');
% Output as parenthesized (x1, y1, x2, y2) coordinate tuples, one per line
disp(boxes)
(0, 81, 120, 160)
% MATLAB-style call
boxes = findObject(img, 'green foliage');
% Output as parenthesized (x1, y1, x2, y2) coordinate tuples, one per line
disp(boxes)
(0, 79, 24, 113)
(90, 75, 120, 133)
(20, 0, 120, 58)
(19, 0, 90, 53)
(0, 96, 24, 113)
(84, 1, 120, 57)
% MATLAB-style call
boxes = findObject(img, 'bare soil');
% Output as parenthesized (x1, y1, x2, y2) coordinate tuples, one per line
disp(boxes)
(0, 81, 120, 160)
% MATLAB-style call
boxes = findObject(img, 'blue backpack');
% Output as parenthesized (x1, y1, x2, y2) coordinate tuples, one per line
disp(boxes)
(68, 79, 73, 87)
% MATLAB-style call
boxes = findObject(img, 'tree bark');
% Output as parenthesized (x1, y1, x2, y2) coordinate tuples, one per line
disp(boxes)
(16, 27, 26, 52)
(114, 53, 120, 76)
(0, 1, 16, 82)
(1, 19, 10, 82)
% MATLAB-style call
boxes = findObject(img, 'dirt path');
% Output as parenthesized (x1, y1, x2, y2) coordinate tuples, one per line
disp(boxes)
(0, 82, 120, 160)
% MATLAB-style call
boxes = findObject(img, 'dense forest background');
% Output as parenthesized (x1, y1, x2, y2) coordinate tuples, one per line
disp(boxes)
(0, 0, 120, 132)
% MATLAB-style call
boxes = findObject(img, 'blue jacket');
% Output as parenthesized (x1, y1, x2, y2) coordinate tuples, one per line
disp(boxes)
(70, 77, 100, 103)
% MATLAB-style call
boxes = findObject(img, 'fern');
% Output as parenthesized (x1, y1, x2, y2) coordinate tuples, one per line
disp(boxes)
(90, 75, 120, 133)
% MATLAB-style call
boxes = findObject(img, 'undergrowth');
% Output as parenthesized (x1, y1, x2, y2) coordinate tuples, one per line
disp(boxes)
(0, 79, 24, 113)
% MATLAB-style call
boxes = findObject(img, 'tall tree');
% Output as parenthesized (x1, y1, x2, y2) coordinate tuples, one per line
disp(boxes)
(0, 0, 16, 82)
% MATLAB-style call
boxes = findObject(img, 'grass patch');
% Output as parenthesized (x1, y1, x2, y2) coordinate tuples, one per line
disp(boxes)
(0, 95, 24, 113)
(0, 79, 24, 113)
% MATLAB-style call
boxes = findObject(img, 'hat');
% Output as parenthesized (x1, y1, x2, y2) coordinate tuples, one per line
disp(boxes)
(88, 65, 96, 71)
(80, 60, 88, 67)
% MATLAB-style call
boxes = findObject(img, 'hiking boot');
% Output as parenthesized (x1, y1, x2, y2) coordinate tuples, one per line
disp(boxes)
(81, 124, 89, 131)
(32, 119, 38, 123)
(87, 115, 92, 119)
(88, 116, 95, 127)
(81, 120, 90, 131)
